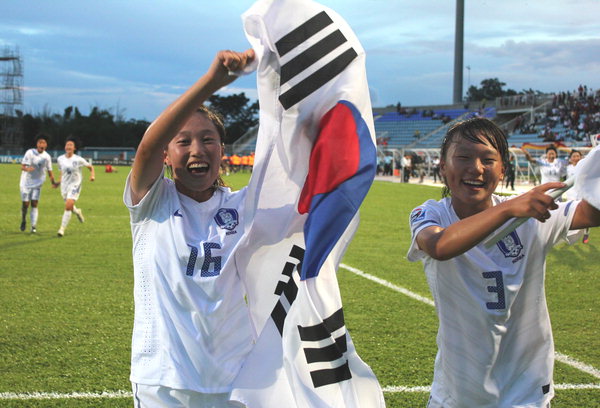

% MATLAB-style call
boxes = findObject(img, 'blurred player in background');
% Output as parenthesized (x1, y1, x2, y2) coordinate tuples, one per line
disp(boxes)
(521, 144, 566, 184)
(55, 137, 95, 237)
(408, 118, 600, 407)
(19, 133, 57, 233)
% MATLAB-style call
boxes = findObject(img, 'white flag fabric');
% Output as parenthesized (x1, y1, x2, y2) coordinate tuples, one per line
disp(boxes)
(573, 144, 600, 210)
(229, 0, 384, 406)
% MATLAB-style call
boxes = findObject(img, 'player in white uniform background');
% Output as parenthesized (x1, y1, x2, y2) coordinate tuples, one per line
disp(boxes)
(408, 118, 600, 407)
(521, 145, 567, 184)
(125, 49, 256, 407)
(55, 137, 95, 237)
(19, 133, 57, 233)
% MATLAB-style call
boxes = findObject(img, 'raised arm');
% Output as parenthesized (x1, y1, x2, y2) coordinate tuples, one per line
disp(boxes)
(520, 146, 535, 164)
(417, 182, 564, 260)
(129, 49, 255, 205)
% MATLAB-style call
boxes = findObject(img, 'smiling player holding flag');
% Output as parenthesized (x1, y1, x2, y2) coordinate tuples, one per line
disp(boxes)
(408, 118, 600, 407)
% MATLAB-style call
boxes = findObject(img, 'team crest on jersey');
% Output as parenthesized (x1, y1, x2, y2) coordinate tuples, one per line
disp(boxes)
(497, 231, 523, 258)
(214, 208, 239, 232)
(410, 207, 426, 224)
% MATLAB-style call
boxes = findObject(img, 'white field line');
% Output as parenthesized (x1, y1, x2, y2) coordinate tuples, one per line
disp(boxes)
(3, 384, 600, 400)
(339, 263, 600, 380)
(381, 384, 600, 393)
(339, 263, 435, 307)
(0, 390, 131, 400)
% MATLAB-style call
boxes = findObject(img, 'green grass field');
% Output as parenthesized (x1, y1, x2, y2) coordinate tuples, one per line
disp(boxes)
(1, 163, 599, 407)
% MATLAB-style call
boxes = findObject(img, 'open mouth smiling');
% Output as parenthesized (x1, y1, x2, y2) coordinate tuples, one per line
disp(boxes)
(187, 162, 209, 174)
(463, 179, 485, 188)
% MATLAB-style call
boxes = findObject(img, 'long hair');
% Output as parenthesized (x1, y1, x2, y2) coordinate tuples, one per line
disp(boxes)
(439, 117, 509, 197)
(164, 105, 228, 190)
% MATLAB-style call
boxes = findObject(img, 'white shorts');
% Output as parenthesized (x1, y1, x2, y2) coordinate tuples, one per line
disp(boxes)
(132, 383, 242, 408)
(20, 186, 41, 202)
(62, 183, 82, 201)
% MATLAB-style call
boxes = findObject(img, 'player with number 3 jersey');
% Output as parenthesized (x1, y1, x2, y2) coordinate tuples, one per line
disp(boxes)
(407, 118, 600, 407)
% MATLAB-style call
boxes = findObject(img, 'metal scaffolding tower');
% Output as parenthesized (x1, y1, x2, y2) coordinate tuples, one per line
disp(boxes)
(1, 45, 24, 149)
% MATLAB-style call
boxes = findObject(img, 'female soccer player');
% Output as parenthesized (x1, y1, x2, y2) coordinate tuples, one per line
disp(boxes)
(55, 138, 95, 237)
(124, 49, 255, 407)
(521, 144, 566, 184)
(19, 133, 57, 233)
(408, 118, 600, 407)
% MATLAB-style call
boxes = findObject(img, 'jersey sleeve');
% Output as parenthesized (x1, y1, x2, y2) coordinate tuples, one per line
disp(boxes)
(407, 199, 442, 262)
(77, 156, 91, 168)
(21, 150, 32, 166)
(538, 200, 581, 248)
(123, 170, 166, 224)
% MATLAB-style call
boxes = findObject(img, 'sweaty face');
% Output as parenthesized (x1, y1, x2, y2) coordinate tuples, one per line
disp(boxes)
(36, 139, 47, 152)
(165, 112, 223, 202)
(440, 137, 504, 218)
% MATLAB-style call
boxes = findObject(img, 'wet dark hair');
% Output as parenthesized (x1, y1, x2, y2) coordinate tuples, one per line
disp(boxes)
(34, 132, 50, 144)
(545, 145, 558, 154)
(439, 117, 509, 197)
(165, 105, 228, 189)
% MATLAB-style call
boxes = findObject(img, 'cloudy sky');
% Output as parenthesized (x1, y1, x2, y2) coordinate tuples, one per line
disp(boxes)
(2, 0, 600, 121)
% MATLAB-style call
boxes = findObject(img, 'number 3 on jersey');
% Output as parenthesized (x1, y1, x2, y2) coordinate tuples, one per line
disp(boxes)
(482, 270, 506, 310)
(186, 242, 222, 277)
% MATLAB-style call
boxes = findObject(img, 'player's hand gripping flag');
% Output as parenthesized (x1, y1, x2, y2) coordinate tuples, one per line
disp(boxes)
(229, 0, 385, 407)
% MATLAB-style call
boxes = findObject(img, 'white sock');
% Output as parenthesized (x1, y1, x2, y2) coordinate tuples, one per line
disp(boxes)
(30, 207, 38, 227)
(61, 210, 72, 229)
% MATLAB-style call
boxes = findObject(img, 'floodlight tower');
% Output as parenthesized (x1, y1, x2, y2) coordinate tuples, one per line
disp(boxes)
(0, 45, 24, 149)
(453, 0, 464, 104)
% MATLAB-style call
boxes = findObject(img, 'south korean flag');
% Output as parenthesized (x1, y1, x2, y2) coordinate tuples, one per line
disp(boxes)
(230, 0, 384, 407)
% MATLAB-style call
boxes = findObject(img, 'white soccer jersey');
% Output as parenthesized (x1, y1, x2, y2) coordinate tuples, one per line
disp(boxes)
(124, 173, 254, 393)
(536, 157, 566, 184)
(20, 148, 53, 189)
(57, 154, 90, 199)
(565, 164, 579, 201)
(408, 195, 579, 408)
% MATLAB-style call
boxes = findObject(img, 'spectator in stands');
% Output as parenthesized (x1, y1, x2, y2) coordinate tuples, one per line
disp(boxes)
(521, 145, 566, 184)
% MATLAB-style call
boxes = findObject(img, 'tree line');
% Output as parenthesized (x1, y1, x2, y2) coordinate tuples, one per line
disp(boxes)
(19, 92, 259, 150)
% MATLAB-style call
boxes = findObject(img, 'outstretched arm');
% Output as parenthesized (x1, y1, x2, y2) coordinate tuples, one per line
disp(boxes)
(130, 49, 255, 205)
(417, 182, 564, 260)
(520, 146, 535, 163)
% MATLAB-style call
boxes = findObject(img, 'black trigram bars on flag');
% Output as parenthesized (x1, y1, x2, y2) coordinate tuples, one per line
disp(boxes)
(275, 11, 358, 110)
(270, 245, 352, 388)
